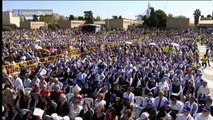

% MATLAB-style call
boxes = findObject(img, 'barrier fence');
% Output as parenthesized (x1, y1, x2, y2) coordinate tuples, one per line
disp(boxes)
(4, 54, 67, 75)
(3, 38, 139, 75)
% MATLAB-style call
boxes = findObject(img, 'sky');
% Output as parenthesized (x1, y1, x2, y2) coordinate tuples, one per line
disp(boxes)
(3, 1, 213, 22)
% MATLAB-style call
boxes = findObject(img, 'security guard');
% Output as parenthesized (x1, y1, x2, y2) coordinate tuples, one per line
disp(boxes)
(163, 44, 169, 54)
(201, 54, 209, 68)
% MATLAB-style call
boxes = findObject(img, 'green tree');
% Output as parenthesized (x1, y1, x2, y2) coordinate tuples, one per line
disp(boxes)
(207, 14, 212, 19)
(175, 15, 186, 18)
(150, 7, 155, 16)
(112, 15, 118, 19)
(3, 25, 12, 31)
(59, 15, 65, 21)
(143, 16, 159, 28)
(32, 14, 38, 21)
(94, 15, 102, 21)
(84, 11, 94, 24)
(69, 15, 75, 20)
(167, 14, 174, 18)
(154, 10, 167, 28)
(39, 15, 54, 24)
(20, 16, 26, 22)
(201, 15, 204, 20)
(193, 9, 201, 26)
(118, 15, 122, 19)
(4, 24, 17, 29)
(78, 16, 84, 20)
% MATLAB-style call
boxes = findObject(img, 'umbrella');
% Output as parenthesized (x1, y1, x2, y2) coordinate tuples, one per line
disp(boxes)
(171, 43, 179, 47)
(35, 39, 41, 42)
(125, 41, 132, 44)
(149, 43, 157, 46)
(34, 45, 42, 50)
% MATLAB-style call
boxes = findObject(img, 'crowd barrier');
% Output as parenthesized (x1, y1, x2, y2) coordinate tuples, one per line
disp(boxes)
(4, 54, 66, 75)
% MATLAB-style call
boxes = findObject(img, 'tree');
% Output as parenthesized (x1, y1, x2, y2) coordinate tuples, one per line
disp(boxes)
(69, 15, 75, 20)
(20, 16, 26, 22)
(118, 15, 122, 19)
(39, 15, 54, 24)
(112, 15, 118, 19)
(143, 16, 159, 28)
(84, 11, 94, 24)
(143, 8, 167, 28)
(58, 15, 65, 21)
(150, 7, 155, 17)
(201, 15, 204, 20)
(154, 10, 167, 28)
(94, 15, 102, 21)
(167, 14, 174, 18)
(193, 9, 201, 26)
(135, 14, 143, 20)
(77, 16, 84, 20)
(207, 14, 212, 19)
(32, 14, 38, 21)
(175, 15, 186, 18)
(3, 26, 12, 31)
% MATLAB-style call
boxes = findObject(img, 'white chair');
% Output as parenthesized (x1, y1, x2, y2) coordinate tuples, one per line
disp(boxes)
(75, 117, 83, 120)
(134, 96, 144, 106)
(132, 106, 144, 119)
(24, 87, 32, 95)
(66, 93, 74, 103)
(59, 116, 70, 120)
(22, 109, 30, 115)
(83, 98, 94, 107)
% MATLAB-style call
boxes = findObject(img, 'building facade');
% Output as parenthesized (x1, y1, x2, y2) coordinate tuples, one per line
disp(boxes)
(105, 19, 143, 31)
(166, 18, 189, 29)
(20, 21, 47, 29)
(58, 20, 85, 29)
(3, 11, 21, 27)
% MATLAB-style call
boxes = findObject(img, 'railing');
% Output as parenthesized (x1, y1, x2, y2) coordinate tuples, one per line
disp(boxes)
(4, 54, 66, 75)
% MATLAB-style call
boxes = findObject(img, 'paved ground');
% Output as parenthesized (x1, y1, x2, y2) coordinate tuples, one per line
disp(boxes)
(198, 44, 213, 96)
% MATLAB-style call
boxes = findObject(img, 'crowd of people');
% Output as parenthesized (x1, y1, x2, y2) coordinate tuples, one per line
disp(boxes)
(2, 28, 213, 120)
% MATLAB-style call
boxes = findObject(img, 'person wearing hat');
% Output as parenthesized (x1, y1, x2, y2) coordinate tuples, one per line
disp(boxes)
(195, 106, 213, 120)
(176, 106, 194, 120)
(157, 101, 176, 120)
(139, 99, 157, 120)
(184, 96, 199, 118)
(205, 98, 213, 116)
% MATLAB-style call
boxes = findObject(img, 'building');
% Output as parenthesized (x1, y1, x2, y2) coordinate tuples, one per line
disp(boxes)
(198, 20, 213, 27)
(94, 21, 106, 26)
(166, 18, 189, 29)
(3, 11, 20, 27)
(105, 19, 143, 31)
(58, 20, 85, 29)
(105, 19, 131, 30)
(20, 21, 47, 29)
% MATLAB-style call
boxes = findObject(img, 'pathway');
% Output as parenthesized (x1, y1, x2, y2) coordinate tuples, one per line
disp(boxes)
(197, 44, 213, 96)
